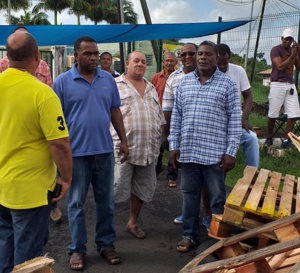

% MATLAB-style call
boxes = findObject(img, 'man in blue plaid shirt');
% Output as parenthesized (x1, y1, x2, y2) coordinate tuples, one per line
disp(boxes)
(168, 41, 242, 253)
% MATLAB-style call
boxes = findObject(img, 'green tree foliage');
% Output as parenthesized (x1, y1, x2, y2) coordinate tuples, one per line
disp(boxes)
(85, 0, 138, 25)
(0, 0, 29, 11)
(32, 0, 71, 25)
(230, 52, 270, 82)
(69, 0, 94, 25)
(10, 9, 51, 25)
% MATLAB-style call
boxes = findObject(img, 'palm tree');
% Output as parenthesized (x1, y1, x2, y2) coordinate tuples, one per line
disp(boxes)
(69, 0, 95, 25)
(0, 0, 29, 10)
(10, 9, 51, 25)
(32, 0, 71, 25)
(86, 0, 137, 25)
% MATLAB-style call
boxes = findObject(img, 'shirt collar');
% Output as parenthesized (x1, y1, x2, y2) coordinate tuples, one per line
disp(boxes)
(70, 63, 104, 80)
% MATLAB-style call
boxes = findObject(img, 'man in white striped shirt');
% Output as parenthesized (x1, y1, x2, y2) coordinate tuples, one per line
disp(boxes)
(111, 51, 166, 239)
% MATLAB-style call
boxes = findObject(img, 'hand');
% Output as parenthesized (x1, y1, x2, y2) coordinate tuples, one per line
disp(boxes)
(241, 118, 254, 133)
(292, 41, 299, 57)
(169, 150, 180, 169)
(119, 141, 129, 163)
(220, 154, 236, 173)
(51, 177, 71, 203)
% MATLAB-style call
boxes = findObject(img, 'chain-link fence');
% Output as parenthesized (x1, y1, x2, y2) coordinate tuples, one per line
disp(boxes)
(221, 11, 300, 64)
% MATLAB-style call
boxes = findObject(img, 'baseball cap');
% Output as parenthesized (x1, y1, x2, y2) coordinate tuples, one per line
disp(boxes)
(282, 28, 294, 39)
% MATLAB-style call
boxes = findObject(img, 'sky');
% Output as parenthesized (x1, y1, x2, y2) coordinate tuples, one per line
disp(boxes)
(0, 0, 299, 44)
(1, 0, 299, 25)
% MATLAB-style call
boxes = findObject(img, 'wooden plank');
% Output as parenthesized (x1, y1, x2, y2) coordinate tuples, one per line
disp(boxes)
(179, 212, 300, 273)
(222, 206, 245, 226)
(260, 171, 282, 218)
(277, 175, 295, 218)
(268, 251, 293, 272)
(216, 243, 245, 260)
(288, 132, 300, 153)
(225, 166, 258, 208)
(186, 236, 300, 273)
(243, 169, 270, 213)
(288, 261, 300, 273)
(236, 259, 272, 273)
(279, 253, 300, 269)
(296, 178, 300, 213)
(12, 257, 54, 273)
(274, 225, 300, 242)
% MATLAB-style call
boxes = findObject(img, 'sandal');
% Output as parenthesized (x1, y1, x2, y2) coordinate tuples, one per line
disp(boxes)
(101, 246, 122, 265)
(167, 180, 176, 187)
(177, 238, 196, 253)
(69, 252, 85, 271)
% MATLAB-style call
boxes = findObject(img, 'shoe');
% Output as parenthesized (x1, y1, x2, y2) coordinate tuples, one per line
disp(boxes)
(202, 215, 211, 231)
(265, 137, 273, 146)
(174, 215, 183, 224)
(281, 139, 294, 149)
(50, 207, 62, 223)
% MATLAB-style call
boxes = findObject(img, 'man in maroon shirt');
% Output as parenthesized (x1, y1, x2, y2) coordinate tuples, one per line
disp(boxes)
(265, 28, 300, 148)
(151, 52, 177, 176)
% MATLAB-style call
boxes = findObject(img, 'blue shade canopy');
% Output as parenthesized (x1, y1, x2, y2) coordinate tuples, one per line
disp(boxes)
(0, 21, 250, 46)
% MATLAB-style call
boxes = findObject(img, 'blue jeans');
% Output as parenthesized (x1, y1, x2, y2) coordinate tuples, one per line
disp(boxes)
(68, 153, 115, 255)
(241, 128, 259, 168)
(0, 195, 51, 273)
(181, 162, 225, 243)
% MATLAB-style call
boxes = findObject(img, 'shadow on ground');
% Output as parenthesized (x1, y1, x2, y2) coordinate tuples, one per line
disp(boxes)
(46, 169, 212, 273)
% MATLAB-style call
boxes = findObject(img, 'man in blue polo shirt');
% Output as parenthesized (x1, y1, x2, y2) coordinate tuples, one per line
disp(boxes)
(53, 36, 128, 270)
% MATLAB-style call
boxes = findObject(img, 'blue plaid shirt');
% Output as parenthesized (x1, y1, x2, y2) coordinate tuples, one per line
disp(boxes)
(168, 68, 241, 165)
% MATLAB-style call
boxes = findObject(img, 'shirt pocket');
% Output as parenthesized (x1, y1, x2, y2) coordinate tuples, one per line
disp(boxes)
(120, 95, 132, 132)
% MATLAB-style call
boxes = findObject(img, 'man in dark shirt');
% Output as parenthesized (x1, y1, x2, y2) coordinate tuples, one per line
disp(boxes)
(265, 28, 300, 148)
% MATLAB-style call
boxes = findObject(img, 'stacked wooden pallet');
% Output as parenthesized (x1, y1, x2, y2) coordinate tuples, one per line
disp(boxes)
(179, 212, 300, 273)
(179, 166, 300, 273)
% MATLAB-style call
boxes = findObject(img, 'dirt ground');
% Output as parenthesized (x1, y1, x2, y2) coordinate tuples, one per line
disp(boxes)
(45, 169, 212, 273)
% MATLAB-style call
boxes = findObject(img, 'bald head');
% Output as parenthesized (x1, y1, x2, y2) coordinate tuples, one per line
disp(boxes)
(6, 32, 38, 62)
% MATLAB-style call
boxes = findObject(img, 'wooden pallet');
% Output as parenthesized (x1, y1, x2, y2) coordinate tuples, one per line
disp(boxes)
(12, 256, 55, 273)
(222, 166, 300, 228)
(179, 212, 300, 273)
(288, 132, 300, 152)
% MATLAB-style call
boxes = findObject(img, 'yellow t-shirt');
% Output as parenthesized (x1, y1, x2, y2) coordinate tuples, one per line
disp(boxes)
(0, 68, 69, 209)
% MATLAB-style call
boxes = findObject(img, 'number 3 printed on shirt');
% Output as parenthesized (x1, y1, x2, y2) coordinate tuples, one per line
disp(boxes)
(57, 116, 66, 131)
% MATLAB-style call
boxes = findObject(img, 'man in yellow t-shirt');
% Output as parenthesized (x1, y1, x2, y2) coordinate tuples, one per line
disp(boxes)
(0, 31, 72, 272)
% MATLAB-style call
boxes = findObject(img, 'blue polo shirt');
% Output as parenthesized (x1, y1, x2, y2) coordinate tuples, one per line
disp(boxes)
(53, 64, 121, 156)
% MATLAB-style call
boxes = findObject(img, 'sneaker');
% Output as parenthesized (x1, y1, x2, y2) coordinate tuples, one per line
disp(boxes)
(265, 137, 273, 146)
(174, 215, 183, 224)
(50, 207, 62, 223)
(202, 215, 211, 231)
(281, 139, 294, 149)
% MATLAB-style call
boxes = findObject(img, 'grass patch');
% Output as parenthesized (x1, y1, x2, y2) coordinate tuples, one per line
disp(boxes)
(249, 111, 268, 128)
(251, 82, 269, 104)
(223, 146, 300, 187)
(163, 147, 300, 188)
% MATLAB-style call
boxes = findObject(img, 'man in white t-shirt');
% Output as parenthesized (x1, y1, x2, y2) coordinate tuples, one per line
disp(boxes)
(216, 43, 259, 168)
(201, 43, 260, 231)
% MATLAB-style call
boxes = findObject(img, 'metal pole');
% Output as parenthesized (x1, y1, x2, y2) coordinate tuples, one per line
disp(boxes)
(250, 0, 266, 83)
(217, 17, 222, 44)
(117, 0, 126, 73)
(244, 0, 254, 70)
(295, 14, 300, 89)
(8, 0, 11, 25)
(140, 0, 160, 63)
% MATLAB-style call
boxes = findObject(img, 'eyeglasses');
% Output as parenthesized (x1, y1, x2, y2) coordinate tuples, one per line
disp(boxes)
(180, 51, 196, 58)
